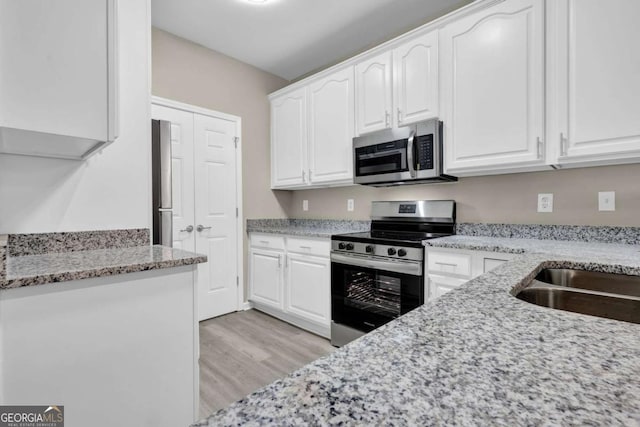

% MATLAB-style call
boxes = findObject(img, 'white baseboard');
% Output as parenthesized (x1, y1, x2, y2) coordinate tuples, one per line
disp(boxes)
(251, 302, 330, 339)
(241, 301, 253, 311)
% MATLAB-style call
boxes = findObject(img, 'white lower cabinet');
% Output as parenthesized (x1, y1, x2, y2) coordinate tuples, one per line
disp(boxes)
(285, 253, 330, 326)
(249, 233, 331, 338)
(426, 248, 515, 301)
(249, 248, 284, 310)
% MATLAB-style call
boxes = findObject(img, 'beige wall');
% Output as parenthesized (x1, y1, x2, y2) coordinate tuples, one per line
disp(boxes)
(286, 163, 640, 227)
(151, 28, 290, 221)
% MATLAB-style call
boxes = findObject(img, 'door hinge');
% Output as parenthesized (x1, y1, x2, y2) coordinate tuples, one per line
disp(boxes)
(233, 136, 239, 148)
(236, 276, 239, 286)
(236, 207, 239, 218)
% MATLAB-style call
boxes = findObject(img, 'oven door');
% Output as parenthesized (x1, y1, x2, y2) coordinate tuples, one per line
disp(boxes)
(331, 253, 424, 333)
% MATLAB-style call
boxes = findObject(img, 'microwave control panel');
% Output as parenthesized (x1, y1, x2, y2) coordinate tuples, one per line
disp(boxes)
(416, 134, 434, 170)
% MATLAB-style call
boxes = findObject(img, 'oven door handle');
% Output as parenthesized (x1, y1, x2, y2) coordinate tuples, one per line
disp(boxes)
(330, 253, 423, 276)
(407, 129, 417, 178)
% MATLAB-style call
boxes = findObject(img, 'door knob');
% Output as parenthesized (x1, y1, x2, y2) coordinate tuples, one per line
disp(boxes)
(196, 225, 212, 232)
(180, 225, 194, 233)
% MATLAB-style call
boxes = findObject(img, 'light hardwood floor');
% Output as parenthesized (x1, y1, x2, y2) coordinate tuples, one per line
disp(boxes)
(198, 309, 335, 418)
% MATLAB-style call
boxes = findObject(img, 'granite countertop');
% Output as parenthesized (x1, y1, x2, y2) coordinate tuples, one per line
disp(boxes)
(195, 238, 640, 426)
(246, 219, 370, 238)
(0, 229, 207, 290)
(424, 234, 640, 260)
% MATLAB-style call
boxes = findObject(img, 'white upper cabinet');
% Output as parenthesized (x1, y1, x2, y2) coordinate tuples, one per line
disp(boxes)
(0, 0, 118, 160)
(271, 67, 355, 189)
(356, 51, 393, 135)
(308, 67, 355, 185)
(356, 30, 439, 135)
(271, 87, 307, 188)
(441, 0, 545, 175)
(393, 31, 439, 127)
(548, 0, 640, 166)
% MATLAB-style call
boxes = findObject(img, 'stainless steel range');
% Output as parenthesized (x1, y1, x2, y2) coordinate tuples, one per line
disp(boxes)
(330, 200, 456, 347)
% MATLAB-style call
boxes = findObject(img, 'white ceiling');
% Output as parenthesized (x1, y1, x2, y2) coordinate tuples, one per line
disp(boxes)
(151, 0, 472, 81)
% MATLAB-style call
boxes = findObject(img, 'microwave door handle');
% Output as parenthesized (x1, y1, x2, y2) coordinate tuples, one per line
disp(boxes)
(407, 130, 417, 178)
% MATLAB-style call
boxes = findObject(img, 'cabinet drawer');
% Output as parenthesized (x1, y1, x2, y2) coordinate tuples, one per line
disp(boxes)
(250, 233, 285, 250)
(427, 250, 472, 277)
(286, 237, 330, 257)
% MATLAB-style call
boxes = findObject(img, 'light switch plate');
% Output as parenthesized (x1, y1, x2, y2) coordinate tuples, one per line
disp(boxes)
(347, 199, 354, 212)
(598, 191, 615, 211)
(537, 193, 553, 213)
(303, 200, 309, 211)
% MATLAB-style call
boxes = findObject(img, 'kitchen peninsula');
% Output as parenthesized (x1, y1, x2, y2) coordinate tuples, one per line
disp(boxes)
(0, 229, 206, 427)
(195, 235, 640, 426)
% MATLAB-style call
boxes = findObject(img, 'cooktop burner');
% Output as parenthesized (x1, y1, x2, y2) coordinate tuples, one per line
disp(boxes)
(331, 200, 456, 250)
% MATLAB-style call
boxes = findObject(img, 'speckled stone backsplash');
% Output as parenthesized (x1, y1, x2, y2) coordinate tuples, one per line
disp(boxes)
(456, 223, 640, 245)
(247, 219, 371, 238)
(7, 229, 150, 257)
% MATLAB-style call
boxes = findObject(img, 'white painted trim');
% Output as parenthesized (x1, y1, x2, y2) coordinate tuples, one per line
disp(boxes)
(251, 303, 330, 339)
(150, 96, 245, 314)
(146, 0, 153, 234)
(241, 301, 253, 311)
(234, 118, 245, 313)
(151, 96, 241, 123)
(268, 0, 506, 99)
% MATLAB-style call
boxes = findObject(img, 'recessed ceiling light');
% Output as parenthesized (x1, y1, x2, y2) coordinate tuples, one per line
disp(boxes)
(247, 0, 268, 3)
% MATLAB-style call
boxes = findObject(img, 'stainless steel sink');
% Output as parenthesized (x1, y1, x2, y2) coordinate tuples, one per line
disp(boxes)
(516, 269, 640, 324)
(535, 268, 640, 297)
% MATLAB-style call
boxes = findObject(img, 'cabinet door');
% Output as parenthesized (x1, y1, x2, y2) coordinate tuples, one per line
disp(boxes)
(428, 274, 468, 301)
(271, 87, 307, 188)
(249, 249, 284, 310)
(355, 51, 393, 135)
(0, 0, 117, 142)
(285, 253, 330, 326)
(441, 0, 545, 175)
(308, 67, 355, 185)
(393, 30, 439, 126)
(551, 0, 640, 165)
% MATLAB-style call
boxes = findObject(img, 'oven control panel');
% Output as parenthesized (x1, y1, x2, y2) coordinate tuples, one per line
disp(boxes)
(331, 241, 423, 262)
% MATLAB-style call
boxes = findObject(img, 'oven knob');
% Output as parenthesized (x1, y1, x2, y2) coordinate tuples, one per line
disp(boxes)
(346, 243, 355, 251)
(365, 245, 374, 253)
(398, 249, 407, 257)
(387, 248, 396, 256)
(338, 242, 346, 250)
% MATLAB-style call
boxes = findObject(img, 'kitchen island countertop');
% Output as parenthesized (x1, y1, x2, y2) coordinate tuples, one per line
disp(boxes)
(195, 237, 640, 426)
(0, 229, 206, 290)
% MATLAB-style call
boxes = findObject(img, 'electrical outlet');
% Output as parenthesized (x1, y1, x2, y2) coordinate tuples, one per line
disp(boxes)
(302, 200, 309, 211)
(347, 199, 354, 212)
(537, 193, 553, 213)
(598, 191, 615, 211)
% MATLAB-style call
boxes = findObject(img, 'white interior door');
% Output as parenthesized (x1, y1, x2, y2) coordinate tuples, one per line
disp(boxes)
(151, 104, 195, 252)
(194, 113, 239, 320)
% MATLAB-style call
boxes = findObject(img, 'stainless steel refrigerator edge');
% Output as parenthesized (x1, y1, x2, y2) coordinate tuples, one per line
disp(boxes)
(151, 119, 173, 246)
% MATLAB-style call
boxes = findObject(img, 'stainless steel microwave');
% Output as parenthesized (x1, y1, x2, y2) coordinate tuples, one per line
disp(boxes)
(353, 119, 457, 186)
